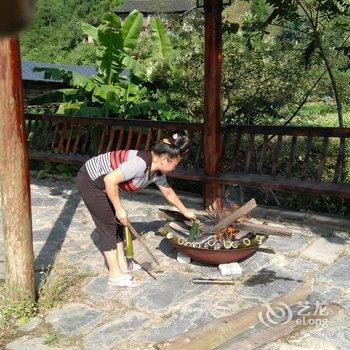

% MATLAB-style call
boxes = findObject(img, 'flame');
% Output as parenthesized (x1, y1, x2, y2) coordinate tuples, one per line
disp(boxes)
(211, 200, 249, 241)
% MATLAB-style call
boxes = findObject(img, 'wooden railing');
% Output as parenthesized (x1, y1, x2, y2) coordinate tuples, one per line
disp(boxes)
(216, 124, 350, 197)
(25, 114, 350, 198)
(26, 114, 205, 181)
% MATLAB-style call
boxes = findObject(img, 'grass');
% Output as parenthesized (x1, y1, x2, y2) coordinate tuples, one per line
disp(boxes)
(161, 312, 173, 320)
(0, 252, 94, 345)
(43, 331, 65, 345)
(37, 253, 94, 312)
(0, 284, 37, 325)
(0, 252, 95, 349)
(284, 102, 350, 127)
(0, 282, 37, 348)
(262, 102, 350, 127)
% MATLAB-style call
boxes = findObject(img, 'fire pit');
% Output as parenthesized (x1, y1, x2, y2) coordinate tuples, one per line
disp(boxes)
(158, 198, 292, 265)
(170, 236, 267, 265)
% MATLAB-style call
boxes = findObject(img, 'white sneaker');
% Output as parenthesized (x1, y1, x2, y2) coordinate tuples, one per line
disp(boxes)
(108, 275, 138, 287)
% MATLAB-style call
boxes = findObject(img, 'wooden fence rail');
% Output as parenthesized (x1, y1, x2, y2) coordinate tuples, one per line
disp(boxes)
(219, 124, 350, 198)
(25, 114, 350, 199)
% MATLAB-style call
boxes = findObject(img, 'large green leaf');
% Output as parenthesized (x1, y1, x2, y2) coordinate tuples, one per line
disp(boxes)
(71, 72, 98, 93)
(73, 107, 103, 117)
(122, 10, 143, 50)
(33, 67, 72, 82)
(150, 17, 172, 60)
(57, 101, 85, 115)
(81, 22, 98, 42)
(92, 84, 122, 102)
(127, 101, 170, 116)
(28, 89, 80, 105)
(96, 13, 124, 84)
(102, 12, 122, 30)
(122, 54, 143, 78)
(98, 28, 123, 83)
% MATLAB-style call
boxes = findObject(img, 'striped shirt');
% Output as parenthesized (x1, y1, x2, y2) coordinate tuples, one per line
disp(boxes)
(85, 150, 168, 191)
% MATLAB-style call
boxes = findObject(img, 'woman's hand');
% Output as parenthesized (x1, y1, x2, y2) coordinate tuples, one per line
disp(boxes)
(115, 207, 128, 226)
(182, 209, 196, 221)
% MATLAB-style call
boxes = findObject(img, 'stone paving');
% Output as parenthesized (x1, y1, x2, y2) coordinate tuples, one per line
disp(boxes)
(1, 175, 350, 349)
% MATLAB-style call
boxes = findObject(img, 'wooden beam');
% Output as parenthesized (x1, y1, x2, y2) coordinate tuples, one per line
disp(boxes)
(212, 198, 257, 233)
(216, 302, 343, 350)
(155, 284, 313, 350)
(26, 113, 204, 131)
(0, 37, 35, 301)
(203, 0, 224, 207)
(235, 221, 292, 238)
(207, 173, 350, 198)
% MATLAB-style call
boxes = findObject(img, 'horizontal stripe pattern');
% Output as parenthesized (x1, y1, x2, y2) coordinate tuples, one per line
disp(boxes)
(84, 150, 168, 192)
(85, 152, 113, 180)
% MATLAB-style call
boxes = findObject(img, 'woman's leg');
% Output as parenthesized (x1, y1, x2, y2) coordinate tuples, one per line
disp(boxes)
(76, 166, 126, 281)
(116, 241, 128, 271)
(104, 249, 124, 280)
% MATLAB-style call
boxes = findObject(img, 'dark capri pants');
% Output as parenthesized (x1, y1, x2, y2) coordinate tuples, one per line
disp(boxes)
(76, 164, 124, 251)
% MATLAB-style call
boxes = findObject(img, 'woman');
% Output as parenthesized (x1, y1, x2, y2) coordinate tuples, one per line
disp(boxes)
(76, 133, 196, 287)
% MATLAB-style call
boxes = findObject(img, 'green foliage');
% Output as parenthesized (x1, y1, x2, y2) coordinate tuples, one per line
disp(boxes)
(284, 102, 350, 127)
(150, 17, 172, 60)
(37, 162, 79, 180)
(147, 14, 205, 122)
(0, 286, 37, 325)
(249, 0, 350, 126)
(43, 332, 64, 345)
(150, 9, 309, 124)
(29, 10, 173, 119)
(148, 3, 350, 126)
(20, 0, 124, 64)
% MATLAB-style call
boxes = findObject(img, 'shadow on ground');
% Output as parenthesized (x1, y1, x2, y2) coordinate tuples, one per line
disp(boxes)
(35, 192, 80, 273)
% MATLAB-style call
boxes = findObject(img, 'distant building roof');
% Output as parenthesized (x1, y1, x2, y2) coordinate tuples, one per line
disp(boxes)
(115, 0, 197, 14)
(22, 60, 97, 83)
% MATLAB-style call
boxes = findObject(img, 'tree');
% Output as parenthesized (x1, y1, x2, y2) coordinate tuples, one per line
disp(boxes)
(28, 11, 173, 120)
(20, 0, 124, 64)
(259, 0, 350, 127)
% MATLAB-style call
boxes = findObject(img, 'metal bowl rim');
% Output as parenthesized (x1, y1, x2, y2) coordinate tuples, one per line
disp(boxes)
(170, 240, 260, 252)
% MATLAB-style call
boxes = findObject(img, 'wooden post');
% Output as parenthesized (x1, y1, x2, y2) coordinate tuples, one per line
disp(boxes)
(0, 0, 35, 36)
(203, 0, 223, 208)
(0, 37, 35, 301)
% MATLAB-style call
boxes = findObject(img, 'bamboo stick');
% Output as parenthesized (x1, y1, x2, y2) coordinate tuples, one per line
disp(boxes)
(192, 278, 235, 285)
(168, 222, 190, 235)
(163, 225, 186, 242)
(127, 223, 159, 265)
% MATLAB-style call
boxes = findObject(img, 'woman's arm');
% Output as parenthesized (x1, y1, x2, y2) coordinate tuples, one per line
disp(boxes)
(157, 184, 196, 220)
(104, 169, 128, 225)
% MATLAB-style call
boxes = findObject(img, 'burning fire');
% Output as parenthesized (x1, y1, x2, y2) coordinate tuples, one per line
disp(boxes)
(207, 200, 250, 242)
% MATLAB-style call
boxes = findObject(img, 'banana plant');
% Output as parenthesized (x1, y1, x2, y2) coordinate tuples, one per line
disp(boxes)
(29, 10, 172, 119)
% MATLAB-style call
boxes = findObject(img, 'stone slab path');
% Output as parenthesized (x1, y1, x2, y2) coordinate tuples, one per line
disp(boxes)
(1, 176, 350, 349)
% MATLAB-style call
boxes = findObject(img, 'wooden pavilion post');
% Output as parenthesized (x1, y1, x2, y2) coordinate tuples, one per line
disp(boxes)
(0, 37, 35, 301)
(203, 0, 224, 207)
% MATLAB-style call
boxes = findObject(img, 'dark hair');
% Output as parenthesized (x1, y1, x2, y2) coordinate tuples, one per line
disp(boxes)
(152, 133, 190, 158)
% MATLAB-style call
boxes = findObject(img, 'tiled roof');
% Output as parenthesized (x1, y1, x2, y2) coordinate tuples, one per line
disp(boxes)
(115, 0, 197, 13)
(22, 60, 97, 83)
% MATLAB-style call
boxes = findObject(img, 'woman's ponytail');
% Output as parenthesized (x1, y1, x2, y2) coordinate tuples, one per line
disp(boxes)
(152, 133, 190, 158)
